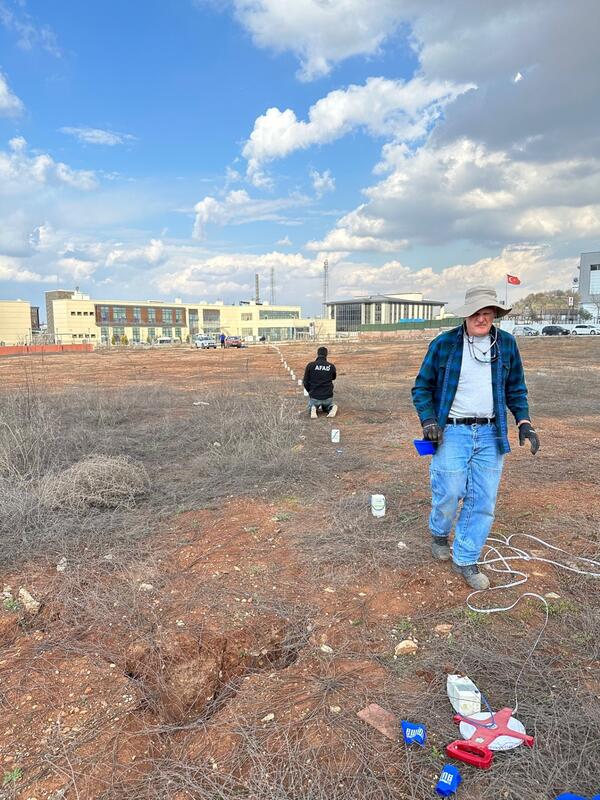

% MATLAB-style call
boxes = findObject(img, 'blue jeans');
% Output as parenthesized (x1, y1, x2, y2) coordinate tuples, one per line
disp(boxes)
(308, 396, 333, 411)
(429, 423, 504, 566)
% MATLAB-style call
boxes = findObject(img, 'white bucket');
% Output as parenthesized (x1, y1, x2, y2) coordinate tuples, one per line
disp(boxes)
(291, 372, 295, 380)
(331, 429, 340, 443)
(303, 388, 309, 397)
(446, 675, 481, 716)
(371, 494, 386, 517)
(297, 379, 302, 386)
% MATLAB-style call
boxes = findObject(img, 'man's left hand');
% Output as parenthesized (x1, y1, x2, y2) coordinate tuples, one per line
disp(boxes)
(519, 422, 540, 455)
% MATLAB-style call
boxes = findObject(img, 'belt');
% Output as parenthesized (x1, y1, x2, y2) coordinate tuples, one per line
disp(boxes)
(449, 417, 495, 425)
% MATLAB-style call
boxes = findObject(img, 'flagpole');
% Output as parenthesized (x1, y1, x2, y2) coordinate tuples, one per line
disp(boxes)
(505, 274, 508, 306)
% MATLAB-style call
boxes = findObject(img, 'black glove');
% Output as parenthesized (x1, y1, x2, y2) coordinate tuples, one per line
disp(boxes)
(422, 418, 443, 445)
(518, 422, 539, 455)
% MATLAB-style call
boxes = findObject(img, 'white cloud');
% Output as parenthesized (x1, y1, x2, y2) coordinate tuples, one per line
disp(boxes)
(310, 168, 335, 197)
(0, 1, 61, 57)
(276, 235, 292, 246)
(243, 76, 474, 184)
(106, 239, 166, 267)
(192, 189, 309, 238)
(0, 72, 24, 116)
(332, 245, 574, 309)
(307, 228, 407, 253)
(56, 256, 98, 280)
(152, 249, 324, 296)
(60, 127, 136, 146)
(0, 255, 56, 283)
(0, 137, 97, 192)
(312, 137, 600, 251)
(229, 0, 405, 80)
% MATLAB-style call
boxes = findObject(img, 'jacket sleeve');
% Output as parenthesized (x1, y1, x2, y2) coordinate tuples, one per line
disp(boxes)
(411, 339, 439, 423)
(331, 364, 337, 381)
(505, 339, 530, 423)
(303, 363, 312, 392)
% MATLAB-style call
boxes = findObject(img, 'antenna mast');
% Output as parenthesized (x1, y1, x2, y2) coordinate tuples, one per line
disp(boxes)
(255, 273, 260, 304)
(322, 258, 329, 317)
(270, 266, 275, 305)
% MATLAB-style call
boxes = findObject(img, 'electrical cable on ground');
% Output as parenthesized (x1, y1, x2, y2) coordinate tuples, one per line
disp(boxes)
(467, 533, 600, 712)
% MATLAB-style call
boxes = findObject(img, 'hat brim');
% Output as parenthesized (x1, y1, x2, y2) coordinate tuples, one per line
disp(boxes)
(452, 301, 512, 319)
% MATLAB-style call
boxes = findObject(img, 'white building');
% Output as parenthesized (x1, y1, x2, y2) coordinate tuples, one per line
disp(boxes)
(579, 251, 600, 320)
(326, 292, 447, 332)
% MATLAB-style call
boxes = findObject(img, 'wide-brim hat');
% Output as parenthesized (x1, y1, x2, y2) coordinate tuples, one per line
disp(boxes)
(452, 286, 512, 318)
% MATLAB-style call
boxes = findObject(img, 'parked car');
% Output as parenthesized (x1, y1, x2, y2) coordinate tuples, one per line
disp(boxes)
(225, 335, 243, 348)
(194, 335, 217, 349)
(571, 324, 600, 335)
(512, 325, 540, 336)
(541, 325, 570, 336)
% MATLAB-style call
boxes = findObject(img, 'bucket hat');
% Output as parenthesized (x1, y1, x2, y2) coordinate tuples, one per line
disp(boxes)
(452, 286, 511, 318)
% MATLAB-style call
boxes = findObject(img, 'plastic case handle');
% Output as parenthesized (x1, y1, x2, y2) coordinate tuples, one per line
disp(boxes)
(446, 739, 494, 770)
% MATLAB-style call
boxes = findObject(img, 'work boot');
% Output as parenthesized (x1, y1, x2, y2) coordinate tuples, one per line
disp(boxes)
(327, 404, 338, 418)
(310, 406, 318, 419)
(431, 536, 451, 561)
(452, 563, 490, 590)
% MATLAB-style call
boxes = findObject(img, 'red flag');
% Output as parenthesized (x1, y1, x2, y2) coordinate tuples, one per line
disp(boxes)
(507, 274, 521, 285)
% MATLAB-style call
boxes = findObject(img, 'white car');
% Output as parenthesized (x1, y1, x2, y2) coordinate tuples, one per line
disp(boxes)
(194, 335, 217, 349)
(571, 324, 600, 335)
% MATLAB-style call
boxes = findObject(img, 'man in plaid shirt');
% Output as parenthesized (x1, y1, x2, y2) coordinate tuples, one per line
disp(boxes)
(412, 286, 539, 590)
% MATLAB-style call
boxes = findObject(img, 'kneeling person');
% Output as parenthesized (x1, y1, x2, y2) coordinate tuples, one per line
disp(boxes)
(303, 346, 337, 418)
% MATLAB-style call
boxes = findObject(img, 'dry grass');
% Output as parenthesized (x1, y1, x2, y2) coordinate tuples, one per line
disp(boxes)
(2, 342, 600, 800)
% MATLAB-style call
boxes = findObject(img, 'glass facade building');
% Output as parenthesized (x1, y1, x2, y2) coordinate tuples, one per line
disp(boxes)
(327, 293, 446, 332)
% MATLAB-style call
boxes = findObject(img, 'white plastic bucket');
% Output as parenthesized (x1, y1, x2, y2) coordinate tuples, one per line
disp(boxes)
(298, 379, 302, 386)
(303, 388, 309, 397)
(331, 429, 340, 443)
(371, 494, 386, 517)
(446, 675, 481, 716)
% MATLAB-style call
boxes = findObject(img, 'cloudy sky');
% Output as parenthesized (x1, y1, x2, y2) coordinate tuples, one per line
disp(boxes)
(1, 0, 599, 317)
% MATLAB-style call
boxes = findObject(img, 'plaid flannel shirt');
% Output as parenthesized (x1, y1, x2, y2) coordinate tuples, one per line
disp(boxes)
(411, 325, 530, 454)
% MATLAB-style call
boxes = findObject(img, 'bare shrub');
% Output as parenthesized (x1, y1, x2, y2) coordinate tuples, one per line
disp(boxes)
(40, 455, 150, 511)
(0, 391, 59, 480)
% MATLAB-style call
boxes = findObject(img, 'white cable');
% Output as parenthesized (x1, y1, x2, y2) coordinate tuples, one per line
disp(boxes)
(465, 533, 600, 713)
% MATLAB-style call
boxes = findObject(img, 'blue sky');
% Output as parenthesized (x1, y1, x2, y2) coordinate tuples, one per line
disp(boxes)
(1, 0, 599, 318)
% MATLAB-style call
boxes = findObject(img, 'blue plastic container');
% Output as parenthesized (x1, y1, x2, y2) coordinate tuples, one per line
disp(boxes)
(401, 720, 426, 746)
(555, 794, 587, 800)
(435, 764, 462, 797)
(413, 438, 436, 456)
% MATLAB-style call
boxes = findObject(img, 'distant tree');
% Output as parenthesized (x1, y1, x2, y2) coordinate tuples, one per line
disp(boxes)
(579, 307, 593, 321)
(120, 335, 129, 345)
(511, 289, 579, 321)
(111, 335, 117, 345)
(588, 293, 600, 321)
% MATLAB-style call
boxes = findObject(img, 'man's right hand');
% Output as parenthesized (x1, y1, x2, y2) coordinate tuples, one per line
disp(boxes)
(422, 419, 443, 444)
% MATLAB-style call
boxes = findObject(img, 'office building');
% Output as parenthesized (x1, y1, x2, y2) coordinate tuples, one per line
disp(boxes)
(326, 292, 446, 332)
(0, 300, 32, 345)
(45, 290, 334, 344)
(578, 251, 600, 319)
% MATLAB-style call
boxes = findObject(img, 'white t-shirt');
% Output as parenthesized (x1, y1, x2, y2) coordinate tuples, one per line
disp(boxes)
(449, 334, 494, 419)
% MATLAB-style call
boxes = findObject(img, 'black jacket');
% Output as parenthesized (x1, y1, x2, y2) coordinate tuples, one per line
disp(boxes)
(303, 356, 336, 399)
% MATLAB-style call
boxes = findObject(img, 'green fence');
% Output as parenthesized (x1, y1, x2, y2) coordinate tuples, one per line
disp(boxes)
(361, 317, 462, 332)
